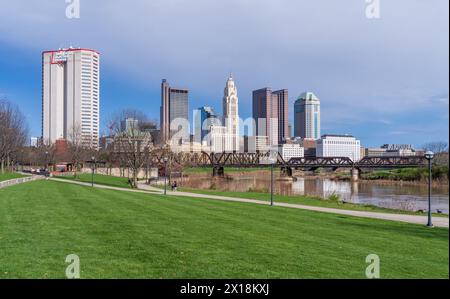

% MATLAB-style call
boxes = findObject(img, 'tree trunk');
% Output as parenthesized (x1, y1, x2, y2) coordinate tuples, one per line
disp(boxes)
(133, 169, 137, 188)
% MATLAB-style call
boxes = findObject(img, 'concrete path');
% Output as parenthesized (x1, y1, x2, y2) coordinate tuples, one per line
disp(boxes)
(49, 178, 449, 228)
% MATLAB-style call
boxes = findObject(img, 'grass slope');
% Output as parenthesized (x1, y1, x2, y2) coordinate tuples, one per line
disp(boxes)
(54, 173, 132, 189)
(0, 172, 27, 182)
(0, 180, 448, 279)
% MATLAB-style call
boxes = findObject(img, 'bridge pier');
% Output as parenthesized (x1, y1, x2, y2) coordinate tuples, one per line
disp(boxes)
(212, 166, 225, 177)
(351, 168, 360, 181)
(280, 166, 293, 178)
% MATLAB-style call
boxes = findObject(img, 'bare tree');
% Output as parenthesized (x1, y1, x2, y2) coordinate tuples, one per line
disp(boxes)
(36, 141, 57, 171)
(0, 100, 28, 173)
(423, 141, 449, 165)
(110, 109, 154, 188)
(98, 148, 115, 176)
(67, 124, 87, 177)
(423, 141, 448, 154)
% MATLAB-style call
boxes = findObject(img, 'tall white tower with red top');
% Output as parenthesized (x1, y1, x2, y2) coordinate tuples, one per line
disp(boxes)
(42, 47, 100, 149)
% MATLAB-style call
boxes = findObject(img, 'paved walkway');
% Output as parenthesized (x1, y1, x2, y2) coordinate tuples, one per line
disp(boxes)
(50, 178, 449, 228)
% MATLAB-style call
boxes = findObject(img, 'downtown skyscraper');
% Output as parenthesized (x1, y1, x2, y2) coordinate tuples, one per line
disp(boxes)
(193, 106, 219, 143)
(294, 92, 321, 140)
(160, 79, 189, 145)
(42, 48, 100, 148)
(222, 75, 240, 151)
(252, 88, 289, 146)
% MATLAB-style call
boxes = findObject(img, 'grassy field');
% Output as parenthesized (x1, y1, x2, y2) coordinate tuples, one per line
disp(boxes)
(176, 187, 448, 217)
(0, 180, 448, 278)
(0, 172, 27, 182)
(54, 173, 132, 189)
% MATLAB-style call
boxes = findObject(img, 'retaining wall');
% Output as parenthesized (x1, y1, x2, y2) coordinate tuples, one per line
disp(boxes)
(0, 176, 42, 189)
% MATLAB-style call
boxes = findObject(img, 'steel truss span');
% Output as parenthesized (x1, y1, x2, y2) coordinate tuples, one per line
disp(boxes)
(146, 150, 427, 169)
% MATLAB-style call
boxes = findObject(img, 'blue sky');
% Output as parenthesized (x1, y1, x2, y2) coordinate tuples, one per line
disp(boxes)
(0, 0, 448, 148)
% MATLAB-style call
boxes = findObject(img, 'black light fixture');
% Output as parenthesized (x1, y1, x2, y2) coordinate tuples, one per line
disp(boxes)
(91, 156, 96, 187)
(269, 156, 277, 207)
(424, 151, 434, 227)
(163, 157, 169, 195)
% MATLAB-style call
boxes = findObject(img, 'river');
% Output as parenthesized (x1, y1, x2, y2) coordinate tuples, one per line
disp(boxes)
(180, 171, 449, 214)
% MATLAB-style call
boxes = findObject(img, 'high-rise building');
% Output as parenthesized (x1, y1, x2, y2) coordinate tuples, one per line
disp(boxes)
(243, 135, 270, 153)
(120, 118, 139, 132)
(274, 89, 289, 144)
(42, 48, 100, 148)
(208, 125, 227, 153)
(160, 79, 189, 145)
(252, 87, 288, 146)
(316, 134, 361, 161)
(193, 106, 219, 143)
(294, 92, 321, 140)
(29, 137, 39, 148)
(278, 144, 305, 161)
(223, 75, 240, 151)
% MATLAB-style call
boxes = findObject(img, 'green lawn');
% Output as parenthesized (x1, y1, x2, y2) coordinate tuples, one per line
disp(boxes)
(0, 172, 27, 182)
(54, 173, 132, 189)
(176, 187, 448, 217)
(0, 180, 448, 278)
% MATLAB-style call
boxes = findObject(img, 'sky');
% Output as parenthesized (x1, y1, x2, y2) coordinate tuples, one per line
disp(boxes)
(0, 0, 448, 148)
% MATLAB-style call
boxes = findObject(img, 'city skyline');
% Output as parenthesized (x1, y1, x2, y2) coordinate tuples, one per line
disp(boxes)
(0, 0, 448, 147)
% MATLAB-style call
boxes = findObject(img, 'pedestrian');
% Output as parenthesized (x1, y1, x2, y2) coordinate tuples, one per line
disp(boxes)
(172, 181, 178, 192)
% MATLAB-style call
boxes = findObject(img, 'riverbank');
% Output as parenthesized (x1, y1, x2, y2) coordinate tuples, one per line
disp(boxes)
(184, 166, 449, 186)
(160, 186, 447, 217)
(184, 166, 276, 174)
(332, 166, 449, 186)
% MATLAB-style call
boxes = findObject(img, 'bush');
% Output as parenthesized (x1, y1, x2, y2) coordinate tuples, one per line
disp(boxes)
(362, 166, 448, 182)
(328, 193, 341, 203)
(248, 187, 269, 193)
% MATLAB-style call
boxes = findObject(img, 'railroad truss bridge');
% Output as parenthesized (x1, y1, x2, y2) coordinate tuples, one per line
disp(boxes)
(148, 151, 427, 180)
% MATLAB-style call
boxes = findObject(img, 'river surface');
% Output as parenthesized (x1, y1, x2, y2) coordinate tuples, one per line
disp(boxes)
(180, 171, 449, 214)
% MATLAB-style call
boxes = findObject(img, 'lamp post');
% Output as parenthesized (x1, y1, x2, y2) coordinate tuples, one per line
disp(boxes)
(45, 151, 49, 172)
(269, 156, 276, 206)
(425, 151, 434, 227)
(91, 156, 96, 187)
(163, 157, 168, 195)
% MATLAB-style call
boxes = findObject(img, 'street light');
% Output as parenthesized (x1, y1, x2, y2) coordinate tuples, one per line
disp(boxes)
(425, 151, 434, 227)
(269, 156, 277, 207)
(91, 156, 96, 187)
(45, 151, 49, 172)
(163, 157, 169, 195)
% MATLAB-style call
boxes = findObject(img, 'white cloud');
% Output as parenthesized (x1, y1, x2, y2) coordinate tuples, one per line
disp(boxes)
(0, 0, 448, 124)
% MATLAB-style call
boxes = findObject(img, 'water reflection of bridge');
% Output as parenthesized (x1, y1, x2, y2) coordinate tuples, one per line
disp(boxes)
(149, 151, 427, 180)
